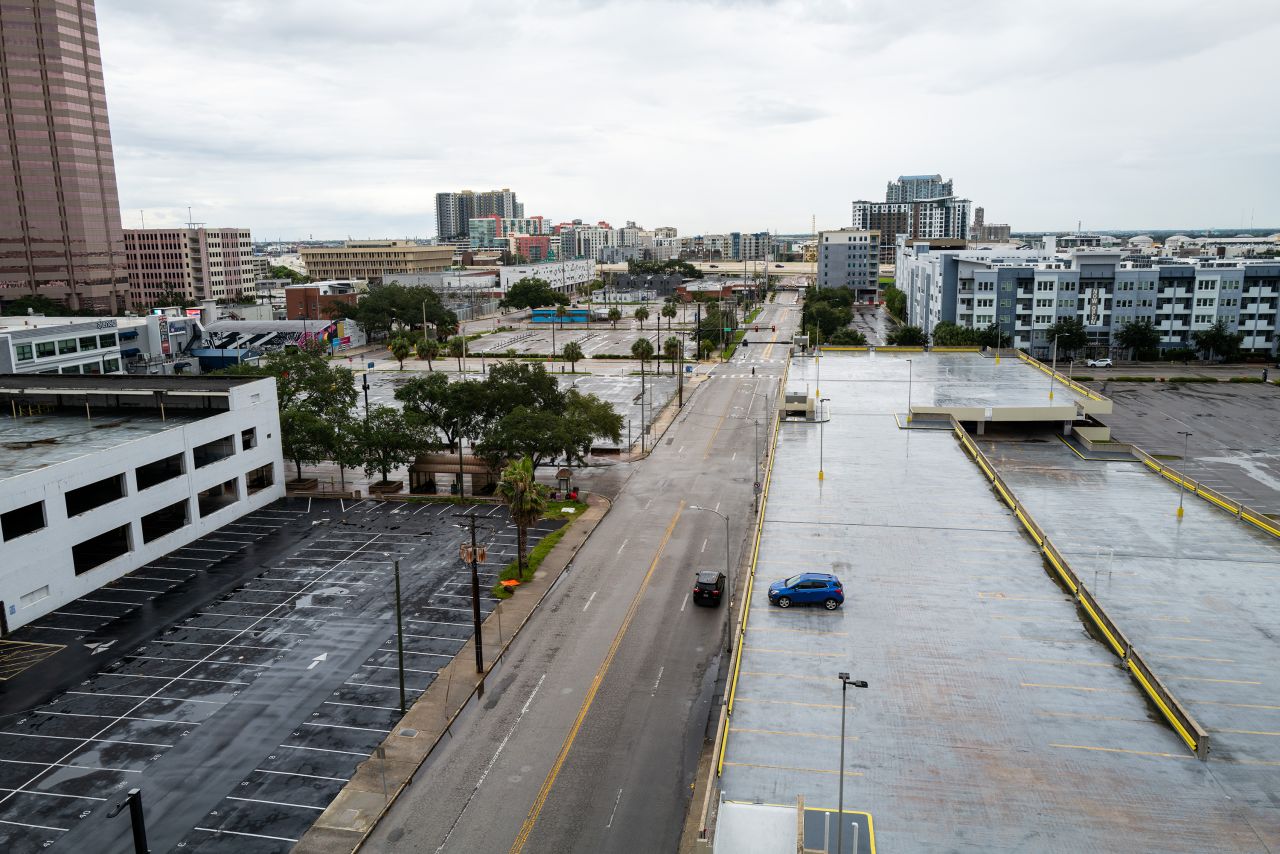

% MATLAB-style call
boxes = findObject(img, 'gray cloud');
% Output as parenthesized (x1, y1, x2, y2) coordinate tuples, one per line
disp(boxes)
(97, 0, 1280, 237)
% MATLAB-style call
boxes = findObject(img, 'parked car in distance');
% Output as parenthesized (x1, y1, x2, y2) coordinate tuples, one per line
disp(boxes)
(692, 571, 725, 607)
(1087, 358, 1113, 368)
(767, 572, 844, 610)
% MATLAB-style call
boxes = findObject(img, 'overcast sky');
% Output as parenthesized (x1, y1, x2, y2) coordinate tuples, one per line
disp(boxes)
(97, 0, 1280, 239)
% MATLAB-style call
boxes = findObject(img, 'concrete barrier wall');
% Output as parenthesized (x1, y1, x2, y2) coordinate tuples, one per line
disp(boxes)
(953, 421, 1210, 759)
(1132, 447, 1280, 540)
(1016, 350, 1114, 414)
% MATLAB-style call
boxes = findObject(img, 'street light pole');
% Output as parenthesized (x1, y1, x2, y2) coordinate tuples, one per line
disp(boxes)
(455, 513, 485, 672)
(818, 397, 829, 480)
(107, 787, 149, 854)
(690, 505, 732, 651)
(1177, 431, 1192, 519)
(836, 672, 869, 854)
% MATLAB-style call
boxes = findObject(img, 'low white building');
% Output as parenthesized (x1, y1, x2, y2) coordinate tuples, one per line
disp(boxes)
(0, 374, 284, 633)
(498, 259, 597, 294)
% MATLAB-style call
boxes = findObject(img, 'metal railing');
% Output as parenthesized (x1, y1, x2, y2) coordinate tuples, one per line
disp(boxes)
(952, 419, 1210, 759)
(1016, 349, 1109, 403)
(1131, 446, 1280, 540)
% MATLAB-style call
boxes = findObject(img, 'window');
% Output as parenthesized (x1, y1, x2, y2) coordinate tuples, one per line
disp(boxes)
(1, 501, 45, 541)
(141, 499, 189, 543)
(198, 478, 240, 517)
(65, 473, 127, 516)
(245, 464, 273, 494)
(999, 299, 1012, 307)
(102, 358, 120, 373)
(99, 333, 116, 348)
(58, 338, 77, 355)
(72, 525, 131, 574)
(20, 586, 49, 608)
(60, 365, 80, 374)
(240, 428, 258, 451)
(135, 453, 184, 490)
(14, 343, 33, 362)
(36, 341, 55, 358)
(78, 335, 98, 351)
(193, 435, 236, 468)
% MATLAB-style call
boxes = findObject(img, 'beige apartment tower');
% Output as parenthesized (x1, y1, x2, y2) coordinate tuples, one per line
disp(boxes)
(124, 227, 254, 305)
(299, 240, 452, 284)
(0, 0, 129, 311)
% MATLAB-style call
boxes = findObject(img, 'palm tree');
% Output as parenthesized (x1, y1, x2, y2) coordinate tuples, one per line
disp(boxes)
(447, 335, 466, 372)
(555, 303, 568, 329)
(663, 336, 681, 375)
(563, 341, 584, 373)
(498, 456, 546, 580)
(661, 302, 677, 334)
(417, 338, 440, 371)
(634, 306, 650, 331)
(389, 336, 412, 371)
(607, 307, 622, 330)
(631, 337, 654, 374)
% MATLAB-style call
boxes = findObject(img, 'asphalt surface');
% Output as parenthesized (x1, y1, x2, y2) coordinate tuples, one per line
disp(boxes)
(362, 293, 802, 853)
(0, 498, 560, 853)
(717, 352, 1274, 853)
(1093, 382, 1280, 514)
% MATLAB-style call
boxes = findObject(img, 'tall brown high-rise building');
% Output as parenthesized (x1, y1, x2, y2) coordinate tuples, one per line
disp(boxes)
(0, 0, 128, 311)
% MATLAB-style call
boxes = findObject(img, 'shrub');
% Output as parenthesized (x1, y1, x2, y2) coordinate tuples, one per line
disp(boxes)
(1167, 376, 1217, 383)
(1107, 375, 1157, 382)
(1228, 376, 1265, 383)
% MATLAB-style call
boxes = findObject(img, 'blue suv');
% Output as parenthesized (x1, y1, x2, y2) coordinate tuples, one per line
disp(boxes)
(767, 573, 844, 610)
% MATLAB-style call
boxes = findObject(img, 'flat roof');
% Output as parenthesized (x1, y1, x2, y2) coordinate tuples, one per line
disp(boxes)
(0, 408, 201, 479)
(0, 374, 262, 393)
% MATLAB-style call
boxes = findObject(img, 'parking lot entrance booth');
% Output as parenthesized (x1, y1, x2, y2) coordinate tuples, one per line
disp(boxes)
(409, 452, 497, 495)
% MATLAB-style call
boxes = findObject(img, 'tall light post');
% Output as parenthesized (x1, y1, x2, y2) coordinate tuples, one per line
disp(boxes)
(1177, 431, 1193, 518)
(818, 397, 830, 481)
(906, 358, 913, 424)
(689, 505, 732, 651)
(1049, 334, 1060, 401)
(836, 672, 869, 854)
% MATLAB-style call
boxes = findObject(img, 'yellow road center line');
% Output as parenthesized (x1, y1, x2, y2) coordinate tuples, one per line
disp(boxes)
(1050, 743, 1192, 760)
(509, 503, 685, 854)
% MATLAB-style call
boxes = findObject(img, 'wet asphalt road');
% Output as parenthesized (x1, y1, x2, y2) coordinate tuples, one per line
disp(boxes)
(363, 294, 801, 853)
(0, 499, 558, 853)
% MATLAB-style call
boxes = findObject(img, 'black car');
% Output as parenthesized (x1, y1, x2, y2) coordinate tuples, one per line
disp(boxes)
(692, 571, 726, 607)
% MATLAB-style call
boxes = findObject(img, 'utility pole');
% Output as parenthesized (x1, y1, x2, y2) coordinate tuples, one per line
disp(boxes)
(455, 513, 485, 672)
(107, 788, 149, 854)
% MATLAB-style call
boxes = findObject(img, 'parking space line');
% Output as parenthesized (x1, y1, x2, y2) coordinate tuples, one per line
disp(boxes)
(1171, 676, 1261, 685)
(227, 795, 325, 811)
(361, 664, 438, 674)
(743, 646, 846, 658)
(1050, 743, 1192, 760)
(40, 710, 194, 725)
(721, 761, 862, 777)
(730, 727, 851, 741)
(1188, 700, 1280, 710)
(280, 744, 371, 756)
(324, 701, 401, 712)
(303, 722, 392, 734)
(0, 787, 106, 801)
(1007, 657, 1114, 668)
(406, 619, 467, 626)
(343, 681, 408, 691)
(1020, 682, 1124, 693)
(130, 654, 270, 669)
(0, 757, 140, 773)
(194, 826, 299, 843)
(148, 639, 282, 653)
(66, 690, 223, 705)
(0, 818, 68, 832)
(1212, 728, 1280, 736)
(741, 671, 835, 684)
(401, 633, 466, 642)
(748, 627, 848, 637)
(0, 731, 173, 748)
(734, 697, 841, 710)
(254, 768, 350, 783)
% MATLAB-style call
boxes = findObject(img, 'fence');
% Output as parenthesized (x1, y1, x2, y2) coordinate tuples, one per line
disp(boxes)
(952, 420, 1210, 759)
(1016, 349, 1108, 403)
(1131, 446, 1280, 540)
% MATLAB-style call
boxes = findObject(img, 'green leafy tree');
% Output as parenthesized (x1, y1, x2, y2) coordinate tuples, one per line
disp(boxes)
(326, 283, 456, 341)
(325, 418, 364, 491)
(627, 258, 702, 279)
(417, 337, 440, 370)
(497, 456, 547, 579)
(501, 277, 569, 310)
(979, 323, 1008, 349)
(1047, 318, 1088, 357)
(389, 336, 413, 370)
(663, 336, 682, 374)
(607, 306, 622, 329)
(353, 406, 423, 485)
(563, 341, 584, 372)
(483, 362, 566, 416)
(560, 389, 623, 464)
(268, 265, 309, 284)
(479, 407, 565, 470)
(2, 293, 101, 317)
(634, 306, 649, 330)
(1192, 319, 1244, 361)
(930, 321, 980, 347)
(883, 285, 907, 321)
(396, 373, 488, 452)
(887, 325, 928, 346)
(447, 335, 467, 371)
(826, 328, 868, 346)
(281, 409, 332, 481)
(555, 304, 568, 328)
(631, 337, 654, 373)
(1115, 318, 1160, 360)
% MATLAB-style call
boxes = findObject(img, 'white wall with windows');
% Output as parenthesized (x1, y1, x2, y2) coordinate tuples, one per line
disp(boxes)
(0, 378, 284, 632)
(0, 319, 125, 376)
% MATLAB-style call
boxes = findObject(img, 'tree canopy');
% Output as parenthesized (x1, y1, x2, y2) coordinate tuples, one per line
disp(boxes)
(887, 325, 928, 346)
(1192, 319, 1244, 361)
(1115, 318, 1160, 360)
(501, 277, 569, 310)
(627, 259, 703, 279)
(326, 282, 457, 341)
(1046, 318, 1088, 356)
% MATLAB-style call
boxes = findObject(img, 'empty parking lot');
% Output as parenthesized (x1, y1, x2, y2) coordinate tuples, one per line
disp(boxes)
(0, 498, 561, 853)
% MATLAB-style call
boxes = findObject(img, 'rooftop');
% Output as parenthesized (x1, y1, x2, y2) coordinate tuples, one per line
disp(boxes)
(0, 407, 200, 479)
(0, 374, 260, 394)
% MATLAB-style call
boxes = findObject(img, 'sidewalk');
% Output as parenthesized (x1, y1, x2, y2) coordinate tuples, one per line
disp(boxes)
(293, 492, 612, 854)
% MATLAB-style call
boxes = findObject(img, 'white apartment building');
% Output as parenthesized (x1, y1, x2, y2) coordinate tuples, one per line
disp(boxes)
(0, 375, 284, 632)
(124, 227, 254, 306)
(498, 259, 597, 294)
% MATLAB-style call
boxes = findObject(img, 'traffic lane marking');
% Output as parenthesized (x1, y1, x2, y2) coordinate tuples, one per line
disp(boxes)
(730, 727, 856, 741)
(721, 760, 863, 777)
(1050, 743, 1193, 760)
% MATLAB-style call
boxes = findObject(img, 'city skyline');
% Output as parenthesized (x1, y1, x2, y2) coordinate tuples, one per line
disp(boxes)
(95, 1, 1280, 239)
